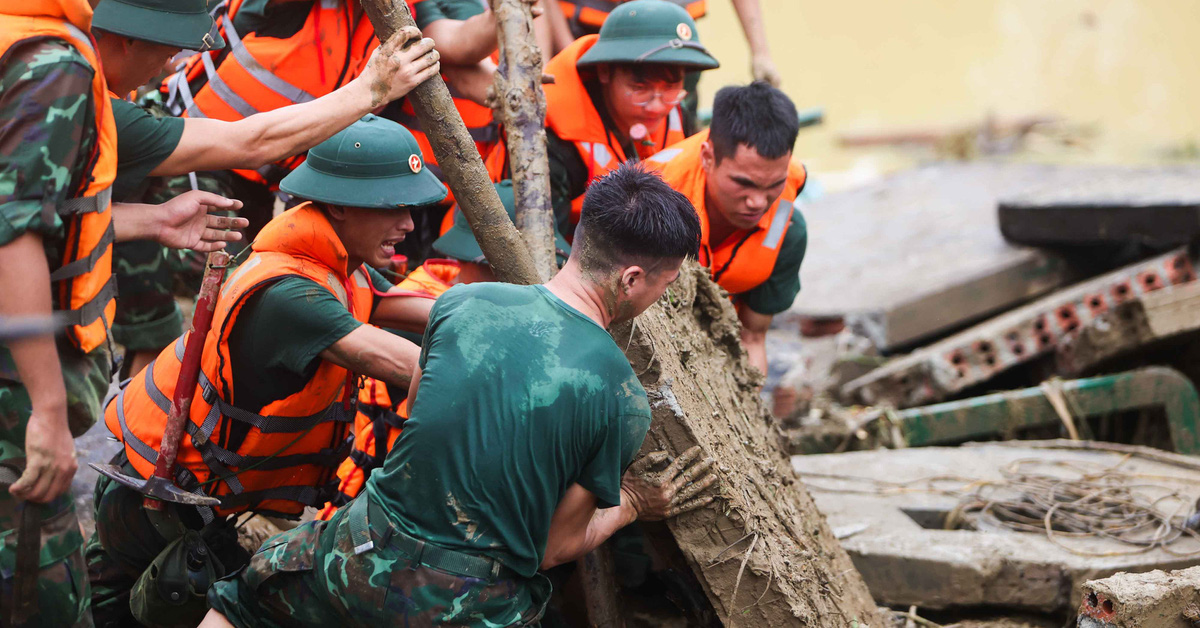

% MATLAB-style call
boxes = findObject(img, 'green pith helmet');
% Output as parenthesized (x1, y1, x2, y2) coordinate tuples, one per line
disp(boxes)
(280, 115, 448, 209)
(92, 0, 225, 51)
(577, 0, 718, 70)
(433, 181, 571, 265)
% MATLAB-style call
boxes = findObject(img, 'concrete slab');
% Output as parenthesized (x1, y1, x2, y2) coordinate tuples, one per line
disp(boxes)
(999, 166, 1200, 248)
(792, 443, 1200, 614)
(790, 163, 1101, 352)
(1078, 566, 1200, 628)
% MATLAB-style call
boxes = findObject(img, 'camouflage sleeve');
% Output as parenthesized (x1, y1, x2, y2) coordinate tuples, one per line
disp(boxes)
(0, 38, 97, 246)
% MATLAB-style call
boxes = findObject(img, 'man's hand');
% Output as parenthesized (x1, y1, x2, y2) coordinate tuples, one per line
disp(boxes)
(751, 53, 782, 87)
(9, 410, 76, 503)
(360, 26, 442, 109)
(621, 446, 718, 521)
(154, 191, 248, 251)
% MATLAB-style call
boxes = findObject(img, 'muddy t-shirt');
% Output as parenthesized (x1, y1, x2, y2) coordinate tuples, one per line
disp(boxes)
(367, 282, 651, 577)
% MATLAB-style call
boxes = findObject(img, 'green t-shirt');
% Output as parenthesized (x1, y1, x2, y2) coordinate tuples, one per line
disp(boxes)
(737, 207, 808, 316)
(111, 97, 185, 201)
(367, 282, 651, 577)
(414, 0, 487, 28)
(226, 265, 392, 416)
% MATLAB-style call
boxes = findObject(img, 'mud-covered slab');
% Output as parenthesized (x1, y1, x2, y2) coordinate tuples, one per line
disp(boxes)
(999, 166, 1200, 248)
(1079, 566, 1200, 628)
(792, 443, 1200, 614)
(791, 163, 1097, 352)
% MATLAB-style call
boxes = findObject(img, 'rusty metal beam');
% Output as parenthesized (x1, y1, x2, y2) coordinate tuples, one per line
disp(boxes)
(842, 248, 1197, 408)
(893, 367, 1200, 455)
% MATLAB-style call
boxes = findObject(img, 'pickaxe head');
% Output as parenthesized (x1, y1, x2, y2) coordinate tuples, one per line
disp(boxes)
(89, 463, 220, 507)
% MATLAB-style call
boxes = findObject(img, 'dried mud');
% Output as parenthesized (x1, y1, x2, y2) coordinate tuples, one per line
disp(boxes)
(617, 263, 883, 627)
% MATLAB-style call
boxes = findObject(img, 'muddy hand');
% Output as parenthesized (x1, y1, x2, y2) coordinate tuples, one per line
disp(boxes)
(623, 446, 718, 521)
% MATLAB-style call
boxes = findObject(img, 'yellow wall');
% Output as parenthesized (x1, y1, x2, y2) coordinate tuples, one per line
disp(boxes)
(698, 0, 1200, 180)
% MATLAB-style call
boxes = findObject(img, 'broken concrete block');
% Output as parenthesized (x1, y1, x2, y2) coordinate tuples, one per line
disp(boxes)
(1058, 281, 1200, 375)
(999, 166, 1200, 248)
(792, 444, 1200, 615)
(1078, 566, 1200, 628)
(842, 248, 1197, 409)
(791, 163, 1092, 352)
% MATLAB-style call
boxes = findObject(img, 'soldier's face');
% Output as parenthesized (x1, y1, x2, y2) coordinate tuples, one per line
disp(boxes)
(125, 39, 182, 93)
(700, 141, 791, 231)
(597, 66, 684, 140)
(333, 206, 415, 270)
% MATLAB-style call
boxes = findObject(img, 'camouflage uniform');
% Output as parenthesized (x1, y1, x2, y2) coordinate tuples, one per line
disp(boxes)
(0, 37, 112, 628)
(207, 494, 550, 627)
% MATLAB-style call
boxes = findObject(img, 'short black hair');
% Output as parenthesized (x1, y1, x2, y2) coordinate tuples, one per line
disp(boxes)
(574, 163, 700, 274)
(710, 81, 799, 163)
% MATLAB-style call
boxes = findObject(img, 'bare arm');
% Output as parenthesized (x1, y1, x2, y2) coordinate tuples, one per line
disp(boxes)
(111, 191, 248, 250)
(320, 324, 421, 390)
(423, 13, 498, 66)
(541, 448, 718, 569)
(0, 233, 74, 503)
(369, 293, 435, 334)
(152, 27, 441, 176)
(441, 58, 497, 107)
(737, 306, 771, 376)
(729, 0, 780, 86)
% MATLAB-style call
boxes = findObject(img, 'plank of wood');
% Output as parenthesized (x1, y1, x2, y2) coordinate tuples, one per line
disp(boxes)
(999, 166, 1200, 248)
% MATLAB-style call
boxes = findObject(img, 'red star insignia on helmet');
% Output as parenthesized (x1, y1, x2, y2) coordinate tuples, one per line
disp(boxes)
(409, 154, 423, 173)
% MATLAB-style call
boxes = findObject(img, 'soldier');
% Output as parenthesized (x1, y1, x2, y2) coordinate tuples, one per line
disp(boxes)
(0, 0, 247, 624)
(647, 81, 807, 375)
(482, 0, 718, 239)
(313, 180, 572, 520)
(201, 164, 718, 627)
(86, 116, 447, 626)
(90, 0, 442, 378)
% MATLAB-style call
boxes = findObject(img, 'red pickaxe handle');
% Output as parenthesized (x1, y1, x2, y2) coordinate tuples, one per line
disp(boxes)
(144, 250, 231, 510)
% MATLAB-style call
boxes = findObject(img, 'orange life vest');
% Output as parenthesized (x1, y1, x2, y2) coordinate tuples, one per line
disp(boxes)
(557, 0, 705, 33)
(104, 203, 374, 518)
(163, 0, 379, 187)
(647, 130, 806, 295)
(483, 35, 687, 226)
(0, 0, 117, 353)
(314, 259, 458, 520)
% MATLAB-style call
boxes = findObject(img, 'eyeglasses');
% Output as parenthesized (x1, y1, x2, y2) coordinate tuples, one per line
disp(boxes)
(626, 85, 688, 107)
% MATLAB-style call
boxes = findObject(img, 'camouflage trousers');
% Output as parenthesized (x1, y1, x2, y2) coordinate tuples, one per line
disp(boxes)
(208, 495, 550, 627)
(112, 171, 274, 354)
(0, 377, 102, 628)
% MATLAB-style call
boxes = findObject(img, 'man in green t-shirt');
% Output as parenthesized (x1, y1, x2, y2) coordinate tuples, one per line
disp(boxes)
(202, 164, 719, 627)
(90, 0, 443, 377)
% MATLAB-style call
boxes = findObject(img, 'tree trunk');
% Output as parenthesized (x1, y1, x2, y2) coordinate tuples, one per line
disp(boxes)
(359, 0, 540, 286)
(490, 0, 557, 280)
(360, 3, 884, 624)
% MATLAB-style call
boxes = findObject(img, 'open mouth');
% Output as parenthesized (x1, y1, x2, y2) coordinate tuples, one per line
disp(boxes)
(380, 238, 403, 258)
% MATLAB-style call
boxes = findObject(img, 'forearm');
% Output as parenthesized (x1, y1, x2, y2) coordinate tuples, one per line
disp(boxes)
(740, 327, 768, 376)
(321, 325, 421, 389)
(542, 497, 637, 569)
(369, 294, 434, 334)
(110, 202, 160, 242)
(424, 15, 498, 65)
(730, 0, 772, 57)
(0, 233, 67, 417)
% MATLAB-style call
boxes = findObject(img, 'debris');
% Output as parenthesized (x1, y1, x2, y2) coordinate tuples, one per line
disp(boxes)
(999, 166, 1200, 248)
(843, 248, 1196, 408)
(793, 443, 1200, 614)
(1058, 281, 1200, 375)
(792, 163, 1096, 352)
(1078, 565, 1200, 628)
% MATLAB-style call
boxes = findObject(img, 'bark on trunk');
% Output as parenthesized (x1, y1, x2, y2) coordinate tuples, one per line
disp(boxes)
(490, 0, 557, 280)
(614, 264, 885, 627)
(360, 0, 540, 286)
(361, 3, 884, 623)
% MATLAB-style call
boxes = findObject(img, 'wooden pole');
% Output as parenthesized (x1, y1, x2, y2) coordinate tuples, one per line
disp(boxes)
(490, 0, 557, 280)
(360, 0, 541, 286)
